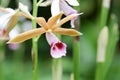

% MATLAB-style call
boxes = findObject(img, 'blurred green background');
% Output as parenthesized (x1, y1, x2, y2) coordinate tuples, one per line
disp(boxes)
(0, 0, 120, 80)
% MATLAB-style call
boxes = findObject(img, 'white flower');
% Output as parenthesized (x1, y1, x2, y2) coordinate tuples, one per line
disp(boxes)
(38, 0, 81, 28)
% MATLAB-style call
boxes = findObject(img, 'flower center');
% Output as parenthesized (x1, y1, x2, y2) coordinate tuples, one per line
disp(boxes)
(55, 42, 63, 49)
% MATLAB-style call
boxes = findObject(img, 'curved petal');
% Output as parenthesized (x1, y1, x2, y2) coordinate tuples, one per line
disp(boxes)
(35, 17, 48, 30)
(7, 28, 45, 43)
(0, 7, 15, 13)
(45, 32, 59, 45)
(59, 1, 78, 28)
(60, 1, 77, 16)
(5, 14, 18, 35)
(0, 12, 15, 28)
(70, 17, 77, 28)
(47, 12, 63, 27)
(66, 0, 79, 6)
(19, 2, 33, 18)
(51, 42, 67, 58)
(54, 28, 82, 36)
(9, 27, 19, 39)
(53, 13, 80, 28)
(37, 0, 52, 7)
(51, 0, 60, 16)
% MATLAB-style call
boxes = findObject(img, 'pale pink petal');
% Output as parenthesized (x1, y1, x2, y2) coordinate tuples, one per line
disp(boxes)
(66, 0, 79, 6)
(46, 32, 59, 45)
(51, 42, 67, 58)
(70, 16, 77, 28)
(8, 44, 20, 50)
(60, 1, 77, 15)
(45, 32, 67, 58)
(51, 0, 60, 16)
(60, 1, 78, 28)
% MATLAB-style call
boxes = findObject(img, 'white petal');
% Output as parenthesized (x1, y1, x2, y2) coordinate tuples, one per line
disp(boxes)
(66, 0, 79, 6)
(9, 25, 20, 39)
(6, 8, 15, 13)
(46, 32, 59, 45)
(0, 12, 15, 29)
(51, 0, 60, 16)
(19, 2, 33, 18)
(37, 0, 52, 7)
(22, 20, 32, 31)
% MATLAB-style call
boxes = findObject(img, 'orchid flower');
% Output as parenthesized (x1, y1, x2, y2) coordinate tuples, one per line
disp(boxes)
(46, 32, 67, 58)
(0, 2, 32, 40)
(37, 0, 80, 28)
(7, 12, 82, 58)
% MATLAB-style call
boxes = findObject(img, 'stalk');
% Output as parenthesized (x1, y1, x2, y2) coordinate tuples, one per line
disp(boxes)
(73, 0, 81, 79)
(100, 0, 111, 28)
(0, 41, 5, 80)
(73, 37, 80, 80)
(52, 58, 62, 80)
(32, 0, 39, 80)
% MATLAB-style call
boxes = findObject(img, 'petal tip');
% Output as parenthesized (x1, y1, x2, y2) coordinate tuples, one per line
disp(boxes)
(7, 41, 12, 44)
(80, 32, 83, 35)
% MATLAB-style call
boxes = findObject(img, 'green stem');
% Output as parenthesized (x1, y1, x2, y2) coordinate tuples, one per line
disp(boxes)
(52, 58, 62, 80)
(95, 63, 104, 80)
(100, 0, 111, 28)
(0, 41, 5, 80)
(32, 39, 38, 80)
(32, 0, 38, 80)
(73, 0, 81, 79)
(73, 38, 80, 80)
(70, 1, 81, 78)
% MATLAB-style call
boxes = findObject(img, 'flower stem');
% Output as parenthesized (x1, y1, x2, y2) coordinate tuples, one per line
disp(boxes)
(0, 41, 5, 80)
(100, 0, 111, 28)
(32, 0, 38, 80)
(73, 37, 80, 80)
(52, 58, 62, 80)
(73, 0, 81, 79)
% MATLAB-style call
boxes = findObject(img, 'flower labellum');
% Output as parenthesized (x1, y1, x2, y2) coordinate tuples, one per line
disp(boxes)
(46, 32, 66, 58)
